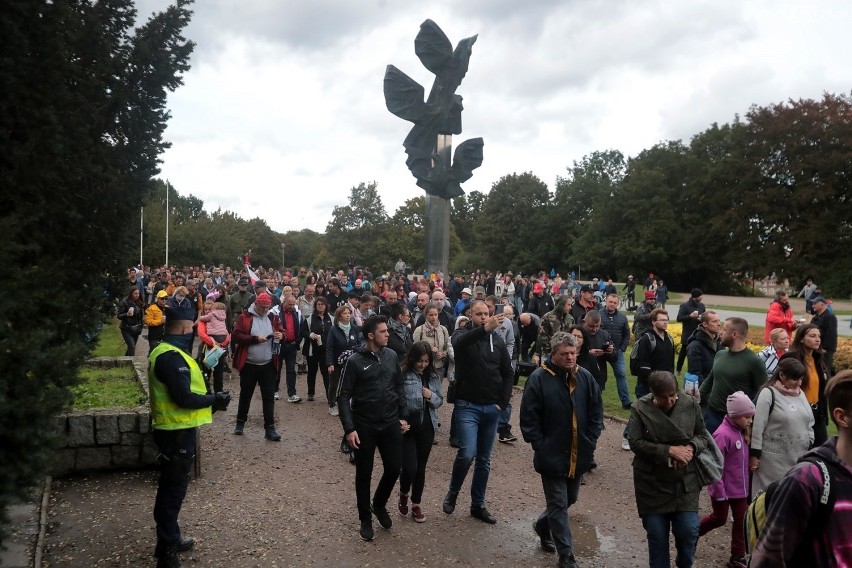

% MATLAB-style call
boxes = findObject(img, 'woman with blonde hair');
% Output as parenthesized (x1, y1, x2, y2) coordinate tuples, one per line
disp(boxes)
(758, 328, 790, 378)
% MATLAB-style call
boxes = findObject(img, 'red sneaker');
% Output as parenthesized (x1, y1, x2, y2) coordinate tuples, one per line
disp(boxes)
(411, 504, 426, 523)
(398, 492, 409, 516)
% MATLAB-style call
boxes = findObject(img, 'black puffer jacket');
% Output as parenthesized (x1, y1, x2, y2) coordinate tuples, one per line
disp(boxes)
(600, 307, 630, 352)
(337, 346, 404, 434)
(451, 323, 514, 409)
(685, 328, 720, 382)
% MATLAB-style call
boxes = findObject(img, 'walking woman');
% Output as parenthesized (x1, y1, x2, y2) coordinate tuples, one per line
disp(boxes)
(326, 304, 362, 417)
(412, 305, 450, 377)
(781, 324, 829, 445)
(628, 371, 712, 568)
(749, 357, 814, 495)
(386, 302, 413, 359)
(397, 342, 444, 522)
(117, 288, 144, 356)
(300, 296, 332, 403)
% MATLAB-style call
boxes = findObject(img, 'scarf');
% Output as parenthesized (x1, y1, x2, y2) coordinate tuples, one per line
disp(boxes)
(338, 321, 351, 336)
(775, 381, 802, 397)
(421, 320, 439, 340)
(388, 318, 410, 342)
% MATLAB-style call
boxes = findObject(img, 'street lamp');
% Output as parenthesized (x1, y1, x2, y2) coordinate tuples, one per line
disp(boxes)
(281, 243, 286, 270)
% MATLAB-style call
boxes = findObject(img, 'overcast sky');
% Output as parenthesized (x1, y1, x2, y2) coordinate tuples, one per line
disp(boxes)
(138, 0, 850, 233)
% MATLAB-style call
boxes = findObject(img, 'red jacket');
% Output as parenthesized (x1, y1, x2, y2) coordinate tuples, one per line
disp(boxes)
(232, 309, 283, 372)
(764, 301, 796, 344)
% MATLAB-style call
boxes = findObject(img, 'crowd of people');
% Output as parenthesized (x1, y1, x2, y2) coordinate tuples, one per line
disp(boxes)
(128, 263, 850, 568)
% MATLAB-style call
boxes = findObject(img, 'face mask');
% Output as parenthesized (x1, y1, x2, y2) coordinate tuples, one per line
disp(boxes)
(175, 294, 186, 303)
(166, 332, 194, 352)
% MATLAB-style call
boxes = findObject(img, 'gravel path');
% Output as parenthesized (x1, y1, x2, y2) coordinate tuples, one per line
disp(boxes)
(42, 368, 734, 567)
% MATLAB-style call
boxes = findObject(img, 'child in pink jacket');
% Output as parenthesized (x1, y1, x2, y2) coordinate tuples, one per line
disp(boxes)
(698, 391, 755, 568)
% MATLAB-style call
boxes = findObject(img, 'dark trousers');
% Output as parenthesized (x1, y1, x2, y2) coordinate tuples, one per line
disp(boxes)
(306, 352, 329, 400)
(148, 338, 162, 357)
(153, 428, 196, 555)
(353, 422, 403, 522)
(329, 368, 342, 406)
(399, 419, 435, 504)
(703, 405, 726, 435)
(537, 473, 583, 556)
(676, 348, 688, 373)
(520, 335, 536, 362)
(280, 342, 298, 396)
(237, 362, 276, 428)
(210, 335, 227, 393)
(813, 404, 828, 446)
(121, 327, 140, 357)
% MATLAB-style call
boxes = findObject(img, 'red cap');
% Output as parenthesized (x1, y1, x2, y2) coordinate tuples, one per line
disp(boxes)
(533, 283, 545, 293)
(256, 292, 272, 306)
(644, 291, 655, 300)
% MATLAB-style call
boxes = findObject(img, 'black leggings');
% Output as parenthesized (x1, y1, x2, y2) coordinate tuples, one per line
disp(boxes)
(399, 418, 435, 504)
(306, 353, 329, 401)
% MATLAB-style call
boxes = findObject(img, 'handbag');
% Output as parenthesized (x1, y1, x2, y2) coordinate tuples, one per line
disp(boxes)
(695, 435, 724, 486)
(203, 345, 225, 370)
(130, 324, 143, 335)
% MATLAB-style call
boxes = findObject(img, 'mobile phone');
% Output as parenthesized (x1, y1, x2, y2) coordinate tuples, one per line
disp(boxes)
(266, 334, 274, 339)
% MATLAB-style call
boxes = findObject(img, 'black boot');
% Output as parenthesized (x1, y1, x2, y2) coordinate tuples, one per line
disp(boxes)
(156, 546, 182, 568)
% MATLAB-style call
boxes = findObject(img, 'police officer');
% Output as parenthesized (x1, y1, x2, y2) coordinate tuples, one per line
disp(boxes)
(150, 299, 230, 567)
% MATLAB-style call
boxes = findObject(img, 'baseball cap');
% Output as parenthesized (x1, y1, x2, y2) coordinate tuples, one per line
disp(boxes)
(533, 283, 544, 293)
(644, 291, 656, 300)
(238, 278, 249, 286)
(156, 290, 168, 299)
(812, 296, 827, 304)
(580, 284, 594, 293)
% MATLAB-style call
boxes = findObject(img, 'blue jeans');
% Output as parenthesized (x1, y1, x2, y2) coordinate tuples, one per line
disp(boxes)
(497, 402, 512, 432)
(538, 474, 583, 556)
(448, 400, 500, 508)
(641, 511, 699, 568)
(608, 350, 631, 406)
(280, 342, 298, 396)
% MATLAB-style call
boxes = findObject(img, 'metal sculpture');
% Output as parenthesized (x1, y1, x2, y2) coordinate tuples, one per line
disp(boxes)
(384, 19, 483, 199)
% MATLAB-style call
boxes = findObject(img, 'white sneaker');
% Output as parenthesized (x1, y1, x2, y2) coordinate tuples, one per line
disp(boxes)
(288, 394, 302, 403)
(274, 391, 281, 400)
(329, 405, 339, 416)
(621, 437, 631, 451)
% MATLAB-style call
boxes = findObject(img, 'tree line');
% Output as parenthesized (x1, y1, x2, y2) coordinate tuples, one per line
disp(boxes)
(148, 92, 851, 297)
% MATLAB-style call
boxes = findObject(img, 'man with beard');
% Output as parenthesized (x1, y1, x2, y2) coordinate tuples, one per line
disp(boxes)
(764, 291, 799, 345)
(520, 332, 602, 568)
(569, 285, 597, 324)
(684, 311, 722, 398)
(675, 289, 706, 374)
(326, 277, 347, 310)
(699, 317, 767, 433)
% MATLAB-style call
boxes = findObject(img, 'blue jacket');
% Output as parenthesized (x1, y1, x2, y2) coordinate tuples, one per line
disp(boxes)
(399, 370, 444, 432)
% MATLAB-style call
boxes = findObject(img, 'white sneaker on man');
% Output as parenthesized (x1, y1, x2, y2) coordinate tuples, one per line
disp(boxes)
(621, 437, 631, 451)
(274, 391, 280, 400)
(329, 405, 339, 416)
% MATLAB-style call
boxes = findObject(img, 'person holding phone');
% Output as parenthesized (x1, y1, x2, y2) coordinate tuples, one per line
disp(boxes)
(231, 293, 284, 441)
(581, 310, 614, 392)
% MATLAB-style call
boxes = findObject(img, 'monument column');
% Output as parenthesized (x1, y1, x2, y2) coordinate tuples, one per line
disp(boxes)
(425, 134, 452, 276)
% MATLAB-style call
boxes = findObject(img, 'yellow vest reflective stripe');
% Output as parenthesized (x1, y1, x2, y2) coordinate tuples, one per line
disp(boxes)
(148, 342, 212, 430)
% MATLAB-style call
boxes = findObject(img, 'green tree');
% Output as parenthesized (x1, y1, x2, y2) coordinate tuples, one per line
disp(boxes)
(0, 0, 195, 539)
(325, 181, 390, 268)
(474, 172, 554, 273)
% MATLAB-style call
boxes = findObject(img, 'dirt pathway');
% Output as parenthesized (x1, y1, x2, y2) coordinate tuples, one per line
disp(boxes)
(42, 368, 734, 567)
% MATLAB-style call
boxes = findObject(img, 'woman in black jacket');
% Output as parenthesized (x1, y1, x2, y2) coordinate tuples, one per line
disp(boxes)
(386, 302, 413, 359)
(569, 325, 600, 380)
(325, 304, 362, 416)
(117, 288, 144, 356)
(300, 296, 332, 404)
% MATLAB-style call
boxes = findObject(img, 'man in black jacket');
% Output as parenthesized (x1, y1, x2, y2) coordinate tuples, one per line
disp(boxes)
(443, 300, 513, 524)
(337, 315, 407, 542)
(675, 289, 706, 373)
(520, 332, 602, 568)
(810, 296, 838, 373)
(600, 294, 632, 409)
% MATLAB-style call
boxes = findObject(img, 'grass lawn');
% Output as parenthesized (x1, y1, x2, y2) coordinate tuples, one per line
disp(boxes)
(71, 365, 145, 410)
(93, 323, 126, 357)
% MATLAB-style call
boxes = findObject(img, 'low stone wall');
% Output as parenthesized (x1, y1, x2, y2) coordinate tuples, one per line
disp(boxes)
(51, 357, 158, 475)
